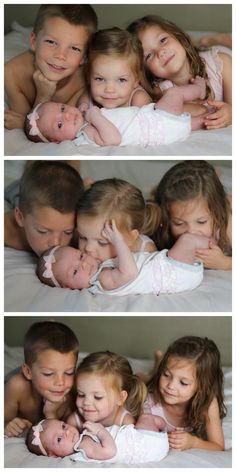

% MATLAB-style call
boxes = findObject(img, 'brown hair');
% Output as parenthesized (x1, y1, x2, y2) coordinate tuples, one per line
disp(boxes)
(77, 351, 147, 420)
(86, 27, 150, 91)
(77, 178, 161, 238)
(24, 320, 79, 366)
(148, 336, 226, 438)
(33, 4, 97, 35)
(127, 15, 212, 100)
(152, 160, 231, 253)
(18, 160, 84, 215)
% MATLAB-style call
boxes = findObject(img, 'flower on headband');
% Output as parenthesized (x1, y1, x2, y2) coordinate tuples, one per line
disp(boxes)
(31, 420, 48, 456)
(42, 246, 61, 288)
(26, 103, 49, 143)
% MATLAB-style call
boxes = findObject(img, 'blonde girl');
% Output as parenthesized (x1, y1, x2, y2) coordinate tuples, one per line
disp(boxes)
(77, 178, 159, 263)
(143, 336, 226, 451)
(128, 15, 232, 128)
(78, 27, 152, 110)
(152, 160, 232, 270)
(67, 351, 147, 430)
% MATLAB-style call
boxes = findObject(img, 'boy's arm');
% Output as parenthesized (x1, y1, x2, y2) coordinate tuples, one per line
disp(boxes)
(99, 220, 138, 290)
(84, 106, 121, 146)
(4, 375, 32, 437)
(4, 63, 31, 116)
(82, 422, 117, 460)
(32, 70, 57, 105)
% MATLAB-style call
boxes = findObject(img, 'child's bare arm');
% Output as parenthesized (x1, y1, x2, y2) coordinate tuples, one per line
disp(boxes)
(4, 376, 32, 437)
(99, 219, 138, 290)
(84, 106, 121, 146)
(82, 422, 117, 460)
(4, 63, 31, 116)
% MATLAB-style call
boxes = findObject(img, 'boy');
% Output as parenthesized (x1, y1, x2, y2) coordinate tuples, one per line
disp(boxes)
(4, 5, 97, 129)
(4, 160, 84, 256)
(4, 321, 79, 437)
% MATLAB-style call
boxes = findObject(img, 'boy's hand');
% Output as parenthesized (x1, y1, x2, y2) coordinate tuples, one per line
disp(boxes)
(43, 395, 69, 419)
(33, 69, 57, 102)
(4, 109, 25, 129)
(102, 219, 124, 246)
(204, 100, 232, 128)
(4, 417, 32, 437)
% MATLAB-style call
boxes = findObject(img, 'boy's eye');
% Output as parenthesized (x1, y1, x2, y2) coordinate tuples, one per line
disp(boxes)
(42, 372, 53, 376)
(37, 229, 48, 234)
(65, 370, 75, 376)
(64, 230, 73, 236)
(57, 121, 63, 129)
(71, 46, 81, 53)
(45, 39, 56, 45)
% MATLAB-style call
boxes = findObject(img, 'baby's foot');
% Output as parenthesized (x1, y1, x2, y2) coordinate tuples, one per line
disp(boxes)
(192, 76, 206, 100)
(199, 33, 232, 49)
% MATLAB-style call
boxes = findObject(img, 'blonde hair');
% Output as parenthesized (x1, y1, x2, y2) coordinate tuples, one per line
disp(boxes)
(86, 27, 150, 91)
(77, 178, 161, 238)
(77, 351, 147, 420)
(128, 15, 212, 100)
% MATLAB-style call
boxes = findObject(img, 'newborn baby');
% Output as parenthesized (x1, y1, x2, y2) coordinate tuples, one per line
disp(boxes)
(25, 77, 207, 147)
(37, 220, 211, 295)
(26, 418, 169, 463)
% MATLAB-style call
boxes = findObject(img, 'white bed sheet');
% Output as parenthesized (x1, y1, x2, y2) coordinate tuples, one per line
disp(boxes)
(4, 346, 232, 468)
(4, 160, 232, 313)
(4, 23, 232, 156)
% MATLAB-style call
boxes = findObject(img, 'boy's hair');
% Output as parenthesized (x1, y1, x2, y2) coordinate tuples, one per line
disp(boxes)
(147, 336, 227, 437)
(127, 15, 212, 100)
(33, 4, 97, 35)
(24, 321, 79, 366)
(86, 27, 150, 90)
(152, 160, 231, 253)
(77, 178, 161, 238)
(77, 351, 147, 420)
(18, 161, 84, 215)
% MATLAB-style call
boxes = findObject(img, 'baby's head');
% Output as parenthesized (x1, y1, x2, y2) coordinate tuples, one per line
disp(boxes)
(26, 419, 79, 457)
(37, 245, 99, 289)
(25, 102, 86, 143)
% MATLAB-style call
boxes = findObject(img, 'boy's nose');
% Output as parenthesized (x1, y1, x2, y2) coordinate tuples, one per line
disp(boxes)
(54, 374, 65, 385)
(48, 234, 61, 247)
(54, 46, 67, 61)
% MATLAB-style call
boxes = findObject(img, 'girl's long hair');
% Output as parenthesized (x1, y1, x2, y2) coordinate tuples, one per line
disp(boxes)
(127, 15, 212, 100)
(147, 336, 227, 437)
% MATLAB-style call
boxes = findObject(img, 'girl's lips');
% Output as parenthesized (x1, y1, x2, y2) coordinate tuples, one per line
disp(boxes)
(163, 54, 175, 66)
(47, 63, 66, 72)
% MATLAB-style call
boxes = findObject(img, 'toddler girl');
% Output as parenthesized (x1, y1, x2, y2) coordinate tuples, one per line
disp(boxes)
(67, 351, 147, 428)
(24, 76, 207, 146)
(152, 160, 232, 270)
(26, 418, 169, 463)
(128, 15, 232, 128)
(140, 336, 226, 451)
(36, 219, 210, 294)
(78, 27, 152, 110)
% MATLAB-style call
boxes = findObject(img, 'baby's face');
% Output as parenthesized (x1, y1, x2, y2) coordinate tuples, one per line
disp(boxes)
(41, 420, 80, 457)
(39, 103, 85, 142)
(53, 246, 99, 289)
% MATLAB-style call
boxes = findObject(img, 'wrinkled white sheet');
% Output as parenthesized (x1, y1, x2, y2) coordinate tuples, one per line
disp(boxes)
(4, 346, 232, 468)
(4, 23, 232, 156)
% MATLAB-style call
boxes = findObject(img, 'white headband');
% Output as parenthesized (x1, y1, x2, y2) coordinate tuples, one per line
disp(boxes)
(43, 246, 61, 288)
(32, 420, 47, 456)
(27, 103, 49, 143)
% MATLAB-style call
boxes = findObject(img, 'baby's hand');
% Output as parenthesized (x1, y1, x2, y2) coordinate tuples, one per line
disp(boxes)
(83, 421, 105, 436)
(102, 219, 124, 246)
(204, 100, 232, 128)
(4, 417, 32, 437)
(33, 69, 57, 101)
